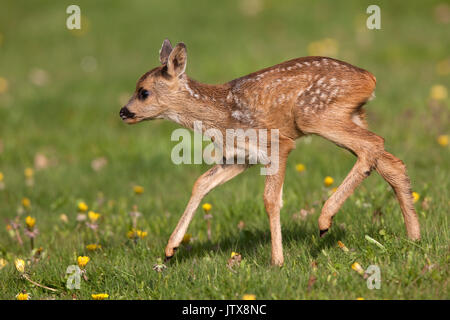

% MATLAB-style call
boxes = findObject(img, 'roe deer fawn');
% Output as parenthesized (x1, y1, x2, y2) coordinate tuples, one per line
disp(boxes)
(120, 39, 420, 266)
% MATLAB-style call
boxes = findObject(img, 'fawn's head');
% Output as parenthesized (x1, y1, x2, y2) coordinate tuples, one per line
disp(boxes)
(120, 39, 188, 124)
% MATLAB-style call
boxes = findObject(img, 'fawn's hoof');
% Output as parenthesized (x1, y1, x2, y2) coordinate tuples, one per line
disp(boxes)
(164, 247, 178, 262)
(406, 227, 421, 241)
(271, 259, 284, 267)
(319, 229, 329, 238)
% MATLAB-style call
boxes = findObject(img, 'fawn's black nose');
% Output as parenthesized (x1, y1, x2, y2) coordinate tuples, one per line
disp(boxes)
(120, 107, 135, 120)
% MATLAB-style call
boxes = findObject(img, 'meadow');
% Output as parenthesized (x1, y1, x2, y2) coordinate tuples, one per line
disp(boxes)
(0, 0, 448, 299)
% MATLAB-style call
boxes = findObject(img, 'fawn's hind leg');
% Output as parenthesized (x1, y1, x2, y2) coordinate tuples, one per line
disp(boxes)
(375, 151, 420, 239)
(165, 163, 248, 260)
(311, 121, 420, 240)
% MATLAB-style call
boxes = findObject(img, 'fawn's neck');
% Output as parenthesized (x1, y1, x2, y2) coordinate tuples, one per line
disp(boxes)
(165, 76, 232, 132)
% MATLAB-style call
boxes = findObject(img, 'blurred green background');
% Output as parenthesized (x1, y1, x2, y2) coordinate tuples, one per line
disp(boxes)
(0, 0, 448, 299)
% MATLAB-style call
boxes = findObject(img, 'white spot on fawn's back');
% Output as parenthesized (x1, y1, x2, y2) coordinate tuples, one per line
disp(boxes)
(231, 110, 253, 125)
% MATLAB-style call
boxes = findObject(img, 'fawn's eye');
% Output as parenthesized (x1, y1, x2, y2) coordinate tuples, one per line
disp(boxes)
(138, 88, 150, 100)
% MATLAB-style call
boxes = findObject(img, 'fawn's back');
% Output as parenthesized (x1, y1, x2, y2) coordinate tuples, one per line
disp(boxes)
(226, 56, 376, 139)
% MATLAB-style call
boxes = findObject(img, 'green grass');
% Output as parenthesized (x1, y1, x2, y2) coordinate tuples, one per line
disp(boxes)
(0, 0, 449, 300)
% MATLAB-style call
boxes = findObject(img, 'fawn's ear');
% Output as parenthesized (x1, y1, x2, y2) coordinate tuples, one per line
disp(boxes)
(167, 43, 187, 77)
(159, 39, 173, 65)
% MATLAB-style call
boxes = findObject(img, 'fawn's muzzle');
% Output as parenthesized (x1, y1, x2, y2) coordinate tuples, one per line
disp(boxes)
(120, 107, 136, 120)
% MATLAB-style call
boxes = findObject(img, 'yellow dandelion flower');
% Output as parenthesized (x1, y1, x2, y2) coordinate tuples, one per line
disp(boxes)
(25, 216, 36, 229)
(24, 168, 34, 179)
(133, 185, 144, 194)
(295, 163, 306, 172)
(78, 202, 88, 212)
(14, 258, 25, 273)
(137, 230, 148, 239)
(231, 251, 240, 258)
(77, 256, 90, 268)
(127, 229, 136, 239)
(91, 293, 109, 300)
(430, 84, 447, 100)
(22, 197, 31, 209)
(0, 77, 9, 94)
(351, 262, 365, 275)
(0, 172, 4, 181)
(86, 244, 102, 251)
(437, 135, 449, 147)
(412, 192, 420, 204)
(202, 203, 212, 212)
(324, 176, 334, 187)
(356, 297, 365, 300)
(16, 292, 30, 300)
(242, 294, 256, 300)
(88, 211, 100, 222)
(337, 241, 349, 252)
(182, 233, 191, 244)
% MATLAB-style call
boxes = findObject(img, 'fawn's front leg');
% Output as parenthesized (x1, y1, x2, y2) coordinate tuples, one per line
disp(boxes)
(263, 139, 295, 266)
(165, 163, 248, 260)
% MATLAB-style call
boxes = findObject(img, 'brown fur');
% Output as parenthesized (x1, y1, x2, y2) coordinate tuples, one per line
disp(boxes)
(120, 39, 420, 266)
